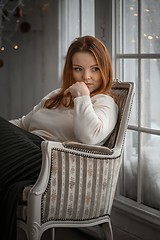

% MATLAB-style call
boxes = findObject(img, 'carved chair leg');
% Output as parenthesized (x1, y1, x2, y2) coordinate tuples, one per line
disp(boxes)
(102, 220, 113, 240)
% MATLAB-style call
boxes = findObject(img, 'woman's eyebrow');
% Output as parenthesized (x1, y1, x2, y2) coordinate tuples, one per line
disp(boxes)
(72, 64, 82, 67)
(90, 64, 98, 67)
(72, 64, 98, 67)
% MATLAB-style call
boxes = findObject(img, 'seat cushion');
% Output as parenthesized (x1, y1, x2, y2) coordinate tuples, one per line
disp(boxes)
(17, 205, 27, 221)
(20, 185, 33, 203)
(17, 185, 33, 221)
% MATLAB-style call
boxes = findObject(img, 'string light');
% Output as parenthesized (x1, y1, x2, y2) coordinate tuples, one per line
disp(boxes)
(130, 7, 134, 10)
(42, 3, 50, 11)
(134, 13, 138, 16)
(146, 9, 149, 12)
(14, 45, 18, 50)
(144, 34, 147, 37)
(1, 47, 4, 51)
(148, 36, 153, 40)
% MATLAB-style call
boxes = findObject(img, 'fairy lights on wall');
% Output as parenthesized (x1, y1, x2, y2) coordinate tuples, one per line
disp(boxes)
(0, 0, 24, 51)
(0, 0, 50, 68)
(0, 1, 50, 51)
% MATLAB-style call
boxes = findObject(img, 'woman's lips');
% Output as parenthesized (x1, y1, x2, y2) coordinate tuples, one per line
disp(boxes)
(85, 83, 93, 86)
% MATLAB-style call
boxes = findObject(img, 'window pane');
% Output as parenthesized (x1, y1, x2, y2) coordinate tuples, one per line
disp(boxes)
(122, 130, 138, 201)
(68, 0, 80, 48)
(120, 0, 138, 54)
(141, 133, 160, 210)
(141, 59, 160, 130)
(81, 0, 95, 36)
(141, 0, 160, 53)
(120, 59, 138, 126)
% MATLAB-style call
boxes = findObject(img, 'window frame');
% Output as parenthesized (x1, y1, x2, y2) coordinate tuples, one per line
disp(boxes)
(112, 0, 160, 226)
(59, 0, 160, 226)
(58, 0, 95, 81)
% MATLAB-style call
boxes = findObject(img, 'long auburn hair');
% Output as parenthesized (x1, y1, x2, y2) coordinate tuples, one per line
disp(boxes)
(44, 35, 113, 109)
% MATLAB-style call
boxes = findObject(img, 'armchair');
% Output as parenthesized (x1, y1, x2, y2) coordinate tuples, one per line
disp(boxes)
(17, 80, 135, 240)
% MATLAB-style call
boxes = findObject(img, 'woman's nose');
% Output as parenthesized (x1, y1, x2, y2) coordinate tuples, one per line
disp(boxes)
(83, 70, 90, 80)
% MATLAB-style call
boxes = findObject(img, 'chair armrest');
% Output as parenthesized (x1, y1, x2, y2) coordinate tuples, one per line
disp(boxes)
(62, 141, 113, 155)
(50, 141, 122, 158)
(29, 141, 52, 196)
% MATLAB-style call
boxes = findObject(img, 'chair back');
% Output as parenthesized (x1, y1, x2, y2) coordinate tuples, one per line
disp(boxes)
(104, 80, 135, 153)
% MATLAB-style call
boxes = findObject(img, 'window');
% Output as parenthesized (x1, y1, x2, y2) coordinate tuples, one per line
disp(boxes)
(58, 0, 95, 80)
(113, 0, 160, 224)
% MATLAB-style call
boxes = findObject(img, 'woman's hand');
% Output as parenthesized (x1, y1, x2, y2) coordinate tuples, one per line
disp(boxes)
(64, 82, 90, 98)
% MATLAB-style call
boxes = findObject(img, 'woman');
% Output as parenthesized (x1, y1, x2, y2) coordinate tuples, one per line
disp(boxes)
(0, 35, 118, 240)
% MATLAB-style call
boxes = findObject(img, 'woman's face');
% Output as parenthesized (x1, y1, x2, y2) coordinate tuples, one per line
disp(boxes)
(72, 51, 102, 93)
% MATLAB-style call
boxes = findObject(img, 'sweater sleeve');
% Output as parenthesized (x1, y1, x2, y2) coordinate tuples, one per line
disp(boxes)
(73, 94, 118, 145)
(9, 103, 42, 130)
(9, 89, 60, 131)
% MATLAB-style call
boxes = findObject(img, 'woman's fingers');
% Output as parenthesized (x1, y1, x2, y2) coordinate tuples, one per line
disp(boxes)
(64, 82, 90, 98)
(64, 88, 69, 95)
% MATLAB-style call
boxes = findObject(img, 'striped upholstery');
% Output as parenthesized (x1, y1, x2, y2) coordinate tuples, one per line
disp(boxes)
(17, 205, 27, 220)
(20, 185, 33, 203)
(41, 149, 121, 223)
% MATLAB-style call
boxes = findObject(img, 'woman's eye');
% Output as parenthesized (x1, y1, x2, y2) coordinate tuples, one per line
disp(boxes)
(92, 67, 99, 72)
(74, 67, 82, 72)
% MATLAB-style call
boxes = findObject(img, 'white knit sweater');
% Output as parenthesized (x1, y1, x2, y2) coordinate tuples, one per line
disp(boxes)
(10, 89, 118, 146)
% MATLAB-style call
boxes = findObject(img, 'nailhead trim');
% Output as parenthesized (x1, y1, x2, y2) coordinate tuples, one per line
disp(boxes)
(62, 143, 113, 155)
(41, 213, 110, 224)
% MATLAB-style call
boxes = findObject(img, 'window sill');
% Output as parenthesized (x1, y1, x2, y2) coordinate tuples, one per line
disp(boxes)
(113, 196, 160, 228)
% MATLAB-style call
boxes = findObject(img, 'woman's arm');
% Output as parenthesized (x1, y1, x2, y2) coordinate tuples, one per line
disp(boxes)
(73, 94, 118, 145)
(9, 89, 59, 131)
(9, 103, 42, 130)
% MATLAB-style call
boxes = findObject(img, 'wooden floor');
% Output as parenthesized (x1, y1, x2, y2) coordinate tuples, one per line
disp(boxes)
(17, 226, 106, 240)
